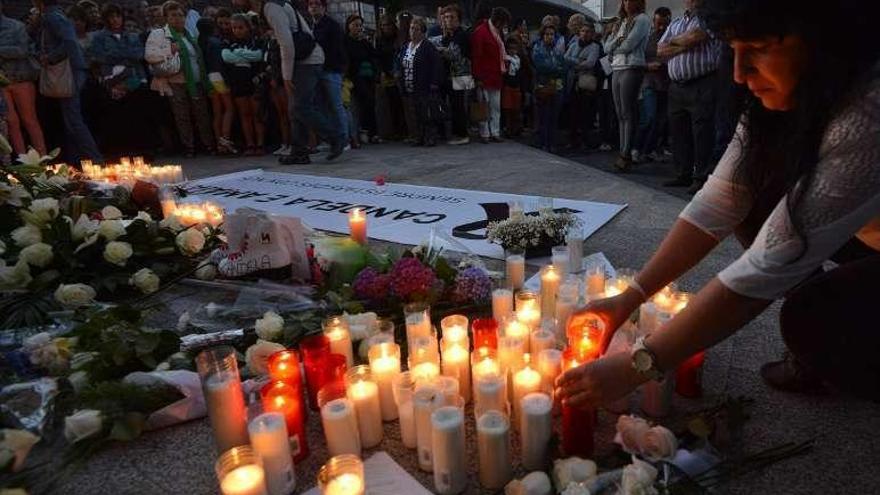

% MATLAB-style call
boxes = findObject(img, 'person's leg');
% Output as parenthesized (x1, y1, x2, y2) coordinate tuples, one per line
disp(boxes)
(644, 89, 667, 156)
(618, 69, 645, 158)
(3, 86, 24, 154)
(488, 89, 501, 139)
(321, 71, 348, 146)
(12, 82, 46, 155)
(210, 92, 223, 144)
(401, 94, 418, 143)
(58, 71, 103, 162)
(478, 88, 490, 139)
(189, 87, 215, 152)
(451, 89, 468, 139)
(772, 252, 880, 400)
(271, 84, 291, 147)
(169, 83, 195, 154)
(568, 90, 583, 147)
(635, 86, 656, 155)
(611, 71, 625, 153)
(251, 96, 265, 150)
(690, 74, 718, 187)
(665, 83, 694, 184)
(235, 96, 255, 150)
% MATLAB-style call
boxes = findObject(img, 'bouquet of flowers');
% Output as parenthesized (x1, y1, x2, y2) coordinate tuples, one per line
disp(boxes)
(486, 211, 581, 256)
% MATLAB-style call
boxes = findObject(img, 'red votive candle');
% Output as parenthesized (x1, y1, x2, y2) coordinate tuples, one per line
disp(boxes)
(261, 380, 310, 463)
(566, 317, 603, 362)
(268, 349, 302, 386)
(300, 335, 331, 411)
(472, 318, 498, 350)
(675, 351, 706, 398)
(560, 347, 595, 457)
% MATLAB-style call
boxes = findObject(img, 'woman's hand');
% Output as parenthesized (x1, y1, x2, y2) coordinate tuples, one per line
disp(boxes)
(554, 352, 645, 408)
(568, 289, 642, 352)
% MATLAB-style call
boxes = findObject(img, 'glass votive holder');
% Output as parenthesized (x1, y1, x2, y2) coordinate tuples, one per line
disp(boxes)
(197, 346, 249, 453)
(318, 381, 362, 457)
(408, 331, 440, 366)
(505, 247, 526, 290)
(216, 445, 268, 495)
(566, 315, 604, 361)
(260, 380, 309, 463)
(551, 245, 570, 275)
(440, 314, 469, 347)
(472, 318, 498, 350)
(323, 316, 353, 368)
(300, 335, 331, 410)
(267, 349, 301, 385)
(408, 359, 441, 385)
(318, 454, 365, 495)
(404, 302, 432, 348)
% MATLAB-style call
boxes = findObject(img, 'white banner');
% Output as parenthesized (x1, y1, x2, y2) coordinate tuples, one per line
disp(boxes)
(184, 170, 626, 260)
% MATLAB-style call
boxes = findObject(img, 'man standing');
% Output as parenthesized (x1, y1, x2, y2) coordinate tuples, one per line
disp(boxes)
(634, 6, 671, 163)
(261, 0, 343, 164)
(308, 0, 347, 151)
(658, 0, 721, 194)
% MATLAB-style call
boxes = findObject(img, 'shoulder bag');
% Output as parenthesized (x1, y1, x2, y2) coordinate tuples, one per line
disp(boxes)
(292, 9, 316, 61)
(38, 29, 75, 98)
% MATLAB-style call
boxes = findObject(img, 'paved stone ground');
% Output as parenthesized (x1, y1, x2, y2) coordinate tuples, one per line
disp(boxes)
(58, 142, 879, 494)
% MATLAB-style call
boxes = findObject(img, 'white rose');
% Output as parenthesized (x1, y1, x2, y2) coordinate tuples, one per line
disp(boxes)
(254, 311, 284, 341)
(505, 471, 552, 495)
(0, 429, 39, 472)
(615, 415, 651, 454)
(553, 457, 598, 490)
(135, 211, 152, 223)
(0, 260, 31, 290)
(620, 457, 658, 495)
(63, 410, 103, 443)
(641, 426, 678, 461)
(175, 228, 205, 256)
(0, 182, 29, 207)
(101, 205, 122, 220)
(71, 214, 100, 242)
(19, 242, 53, 268)
(11, 224, 42, 247)
(98, 219, 126, 241)
(194, 263, 217, 281)
(343, 311, 378, 341)
(103, 241, 133, 266)
(68, 370, 90, 393)
(54, 283, 97, 307)
(245, 340, 285, 376)
(25, 197, 59, 225)
(160, 214, 185, 232)
(130, 268, 160, 294)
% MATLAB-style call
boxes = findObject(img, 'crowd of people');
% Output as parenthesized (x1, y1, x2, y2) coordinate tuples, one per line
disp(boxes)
(1, 0, 733, 190)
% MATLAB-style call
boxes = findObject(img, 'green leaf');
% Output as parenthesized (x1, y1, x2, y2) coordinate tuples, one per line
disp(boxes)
(434, 256, 458, 286)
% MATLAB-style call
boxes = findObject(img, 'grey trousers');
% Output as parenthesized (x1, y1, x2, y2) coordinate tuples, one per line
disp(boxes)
(611, 68, 645, 156)
(668, 72, 717, 181)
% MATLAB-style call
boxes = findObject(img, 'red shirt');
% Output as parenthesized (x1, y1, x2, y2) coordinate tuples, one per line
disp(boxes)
(470, 21, 503, 90)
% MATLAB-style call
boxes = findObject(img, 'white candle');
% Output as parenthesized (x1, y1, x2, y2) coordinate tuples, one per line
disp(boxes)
(404, 304, 432, 349)
(392, 372, 417, 448)
(555, 295, 576, 334)
(476, 410, 512, 490)
(441, 340, 471, 403)
(323, 473, 364, 495)
(540, 265, 561, 319)
(431, 406, 467, 494)
(520, 392, 553, 471)
(248, 413, 296, 495)
(491, 288, 514, 325)
(471, 349, 507, 412)
(567, 233, 584, 274)
(368, 343, 401, 421)
(506, 253, 525, 290)
(320, 398, 361, 457)
(512, 356, 542, 429)
(503, 317, 531, 352)
(413, 385, 442, 472)
(433, 375, 461, 404)
(551, 246, 569, 277)
(348, 208, 367, 245)
(536, 349, 563, 396)
(639, 302, 658, 335)
(323, 317, 354, 369)
(498, 333, 526, 376)
(585, 266, 606, 298)
(220, 465, 267, 495)
(345, 368, 383, 448)
(440, 315, 469, 348)
(204, 372, 249, 452)
(529, 328, 556, 357)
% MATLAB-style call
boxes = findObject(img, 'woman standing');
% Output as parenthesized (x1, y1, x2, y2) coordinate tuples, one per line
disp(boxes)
(564, 23, 601, 149)
(0, 7, 46, 155)
(470, 7, 511, 144)
(375, 13, 404, 140)
(532, 25, 566, 152)
(145, 0, 214, 158)
(398, 17, 442, 147)
(344, 14, 380, 145)
(604, 0, 650, 171)
(222, 14, 265, 155)
(197, 17, 237, 155)
(557, 0, 880, 409)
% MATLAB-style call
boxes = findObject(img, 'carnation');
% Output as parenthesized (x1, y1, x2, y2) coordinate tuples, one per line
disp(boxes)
(255, 311, 284, 341)
(103, 241, 133, 266)
(130, 268, 160, 294)
(352, 267, 391, 302)
(54, 283, 97, 307)
(176, 228, 206, 256)
(98, 219, 126, 241)
(19, 242, 53, 268)
(11, 224, 42, 247)
(452, 267, 491, 303)
(101, 205, 123, 220)
(388, 257, 437, 301)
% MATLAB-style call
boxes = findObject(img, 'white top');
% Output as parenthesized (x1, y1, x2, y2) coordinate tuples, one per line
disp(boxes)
(680, 70, 880, 300)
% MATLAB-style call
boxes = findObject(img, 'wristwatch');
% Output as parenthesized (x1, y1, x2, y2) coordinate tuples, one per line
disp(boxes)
(631, 335, 664, 381)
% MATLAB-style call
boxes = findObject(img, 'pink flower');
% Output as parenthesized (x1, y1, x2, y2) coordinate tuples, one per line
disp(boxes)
(353, 267, 391, 302)
(388, 257, 436, 301)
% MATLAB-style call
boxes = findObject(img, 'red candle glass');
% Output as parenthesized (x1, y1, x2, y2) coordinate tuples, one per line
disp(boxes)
(675, 351, 706, 398)
(300, 335, 331, 411)
(560, 347, 595, 457)
(472, 318, 498, 350)
(566, 317, 603, 362)
(268, 349, 302, 385)
(261, 380, 310, 463)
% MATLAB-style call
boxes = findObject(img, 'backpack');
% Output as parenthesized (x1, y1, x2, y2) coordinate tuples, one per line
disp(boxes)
(265, 0, 315, 61)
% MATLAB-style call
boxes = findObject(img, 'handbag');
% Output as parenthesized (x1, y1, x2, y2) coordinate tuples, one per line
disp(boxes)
(451, 75, 475, 91)
(150, 54, 181, 78)
(577, 72, 598, 92)
(38, 30, 74, 98)
(292, 9, 316, 61)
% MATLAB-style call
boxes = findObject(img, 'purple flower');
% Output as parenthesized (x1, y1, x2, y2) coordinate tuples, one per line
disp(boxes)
(388, 257, 437, 300)
(353, 267, 391, 302)
(453, 267, 491, 303)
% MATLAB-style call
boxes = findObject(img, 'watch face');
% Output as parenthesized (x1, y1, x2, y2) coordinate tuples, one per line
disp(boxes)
(633, 349, 652, 371)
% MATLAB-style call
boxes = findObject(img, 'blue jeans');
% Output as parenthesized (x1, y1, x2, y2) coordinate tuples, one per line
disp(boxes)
(537, 93, 562, 150)
(290, 64, 336, 154)
(319, 70, 348, 144)
(60, 71, 102, 162)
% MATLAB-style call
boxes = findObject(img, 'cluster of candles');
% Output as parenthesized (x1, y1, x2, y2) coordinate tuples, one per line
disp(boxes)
(81, 158, 184, 186)
(160, 196, 226, 228)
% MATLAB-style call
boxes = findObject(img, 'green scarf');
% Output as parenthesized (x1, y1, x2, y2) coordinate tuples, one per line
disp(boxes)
(168, 26, 205, 97)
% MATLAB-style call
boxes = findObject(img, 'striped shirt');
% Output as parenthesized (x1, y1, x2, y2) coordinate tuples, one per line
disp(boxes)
(660, 11, 721, 82)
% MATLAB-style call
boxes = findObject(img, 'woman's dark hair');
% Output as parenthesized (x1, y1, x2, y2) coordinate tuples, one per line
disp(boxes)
(215, 7, 232, 19)
(617, 0, 645, 19)
(489, 7, 511, 27)
(162, 0, 183, 17)
(66, 5, 88, 23)
(345, 14, 363, 31)
(704, 0, 880, 257)
(100, 3, 123, 25)
(539, 25, 555, 38)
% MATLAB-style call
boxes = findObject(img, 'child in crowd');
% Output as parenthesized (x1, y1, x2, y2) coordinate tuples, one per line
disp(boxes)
(222, 14, 266, 156)
(502, 37, 524, 138)
(197, 17, 237, 155)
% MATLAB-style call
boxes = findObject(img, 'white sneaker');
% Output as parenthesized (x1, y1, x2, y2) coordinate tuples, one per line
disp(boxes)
(447, 137, 470, 145)
(272, 145, 290, 156)
(599, 143, 613, 151)
(315, 143, 331, 152)
(631, 150, 641, 163)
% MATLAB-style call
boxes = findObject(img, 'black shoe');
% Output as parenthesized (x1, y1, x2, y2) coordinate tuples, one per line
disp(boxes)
(490, 136, 504, 143)
(760, 354, 828, 395)
(326, 141, 344, 161)
(479, 137, 490, 144)
(280, 153, 310, 165)
(663, 177, 692, 187)
(687, 180, 705, 195)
